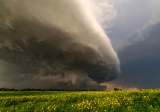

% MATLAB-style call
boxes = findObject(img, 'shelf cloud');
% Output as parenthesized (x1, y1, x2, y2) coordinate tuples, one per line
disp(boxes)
(0, 0, 120, 89)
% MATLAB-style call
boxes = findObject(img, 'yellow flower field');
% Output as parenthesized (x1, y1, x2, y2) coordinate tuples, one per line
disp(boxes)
(0, 90, 160, 112)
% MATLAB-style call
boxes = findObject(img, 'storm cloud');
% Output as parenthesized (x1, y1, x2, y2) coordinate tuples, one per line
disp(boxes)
(0, 0, 120, 89)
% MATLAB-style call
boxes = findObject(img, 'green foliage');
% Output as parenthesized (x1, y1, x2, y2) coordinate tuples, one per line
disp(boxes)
(0, 90, 160, 111)
(114, 88, 122, 91)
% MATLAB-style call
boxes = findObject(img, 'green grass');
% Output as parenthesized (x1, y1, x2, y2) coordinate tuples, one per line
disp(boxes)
(0, 90, 160, 112)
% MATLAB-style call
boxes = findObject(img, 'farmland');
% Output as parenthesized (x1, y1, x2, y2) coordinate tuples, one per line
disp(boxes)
(0, 90, 160, 112)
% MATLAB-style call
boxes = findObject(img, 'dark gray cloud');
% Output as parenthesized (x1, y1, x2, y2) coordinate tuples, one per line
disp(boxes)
(0, 0, 120, 89)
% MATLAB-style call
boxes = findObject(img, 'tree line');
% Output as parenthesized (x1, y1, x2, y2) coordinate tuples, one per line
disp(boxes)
(0, 88, 123, 91)
(0, 88, 102, 91)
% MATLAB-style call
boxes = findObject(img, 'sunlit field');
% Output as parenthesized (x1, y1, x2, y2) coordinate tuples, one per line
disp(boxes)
(0, 90, 160, 112)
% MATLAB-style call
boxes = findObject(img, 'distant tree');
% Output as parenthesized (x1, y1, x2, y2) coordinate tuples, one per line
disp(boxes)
(114, 88, 122, 91)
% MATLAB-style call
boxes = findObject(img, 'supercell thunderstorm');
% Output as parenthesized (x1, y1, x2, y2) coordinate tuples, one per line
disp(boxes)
(0, 0, 120, 89)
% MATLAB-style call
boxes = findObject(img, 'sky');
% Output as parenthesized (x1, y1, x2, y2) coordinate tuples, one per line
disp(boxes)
(101, 0, 160, 89)
(0, 0, 160, 89)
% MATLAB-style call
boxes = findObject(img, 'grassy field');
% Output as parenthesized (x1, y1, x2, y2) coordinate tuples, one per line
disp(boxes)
(0, 90, 160, 112)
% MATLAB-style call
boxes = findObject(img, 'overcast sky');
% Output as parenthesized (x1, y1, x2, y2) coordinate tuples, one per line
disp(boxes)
(102, 0, 160, 89)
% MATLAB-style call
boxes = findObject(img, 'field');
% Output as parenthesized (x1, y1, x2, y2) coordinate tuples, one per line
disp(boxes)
(0, 90, 160, 112)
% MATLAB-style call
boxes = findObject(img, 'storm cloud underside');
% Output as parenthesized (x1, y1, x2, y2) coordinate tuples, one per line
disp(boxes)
(0, 0, 120, 89)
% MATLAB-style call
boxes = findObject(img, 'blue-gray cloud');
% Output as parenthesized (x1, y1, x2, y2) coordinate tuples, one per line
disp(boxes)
(103, 0, 160, 89)
(112, 22, 160, 89)
(106, 0, 160, 51)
